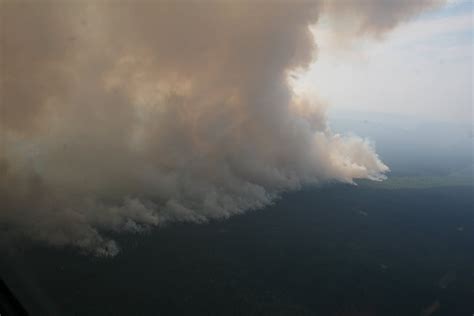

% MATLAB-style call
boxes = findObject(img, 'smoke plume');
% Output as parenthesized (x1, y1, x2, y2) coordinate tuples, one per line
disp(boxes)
(0, 1, 438, 255)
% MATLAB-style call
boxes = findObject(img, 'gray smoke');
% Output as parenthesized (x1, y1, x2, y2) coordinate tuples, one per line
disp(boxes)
(0, 1, 439, 256)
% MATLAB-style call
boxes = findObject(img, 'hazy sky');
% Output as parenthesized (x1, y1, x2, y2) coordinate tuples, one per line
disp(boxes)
(294, 0, 473, 122)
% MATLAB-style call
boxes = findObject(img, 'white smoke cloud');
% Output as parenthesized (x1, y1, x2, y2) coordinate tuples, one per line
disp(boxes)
(0, 1, 439, 256)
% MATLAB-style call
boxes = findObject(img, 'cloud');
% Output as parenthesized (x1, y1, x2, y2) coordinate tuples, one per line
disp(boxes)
(1, 1, 436, 256)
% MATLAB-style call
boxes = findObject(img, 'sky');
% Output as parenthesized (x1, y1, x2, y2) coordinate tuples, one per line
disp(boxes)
(293, 0, 473, 122)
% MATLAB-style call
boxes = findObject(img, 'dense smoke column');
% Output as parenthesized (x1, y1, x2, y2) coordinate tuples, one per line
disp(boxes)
(0, 1, 439, 255)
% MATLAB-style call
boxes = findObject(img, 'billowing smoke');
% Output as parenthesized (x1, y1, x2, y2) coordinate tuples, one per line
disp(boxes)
(0, 1, 438, 256)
